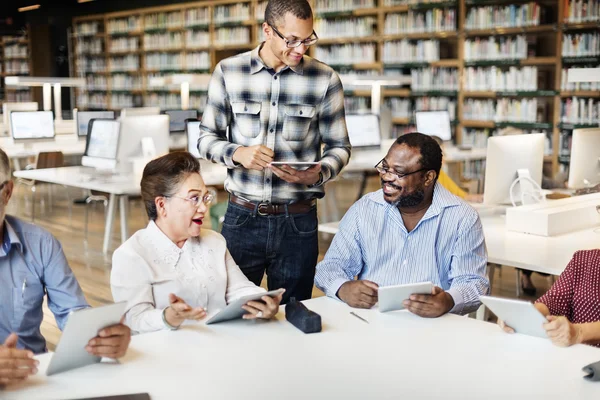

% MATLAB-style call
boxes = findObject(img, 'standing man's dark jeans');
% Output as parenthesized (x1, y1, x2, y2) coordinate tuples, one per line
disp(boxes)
(220, 202, 319, 304)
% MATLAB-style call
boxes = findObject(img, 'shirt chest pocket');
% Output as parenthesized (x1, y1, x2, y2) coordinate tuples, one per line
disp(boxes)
(232, 101, 261, 139)
(12, 282, 44, 330)
(283, 104, 315, 142)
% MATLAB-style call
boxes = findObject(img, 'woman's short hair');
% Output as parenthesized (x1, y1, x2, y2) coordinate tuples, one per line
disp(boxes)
(140, 152, 200, 220)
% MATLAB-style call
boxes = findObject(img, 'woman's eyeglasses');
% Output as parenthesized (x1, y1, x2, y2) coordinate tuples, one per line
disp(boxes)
(167, 191, 215, 208)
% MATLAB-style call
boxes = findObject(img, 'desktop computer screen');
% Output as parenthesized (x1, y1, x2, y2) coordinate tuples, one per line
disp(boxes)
(568, 127, 600, 189)
(118, 115, 170, 164)
(120, 107, 161, 118)
(82, 119, 121, 170)
(165, 110, 198, 133)
(186, 119, 201, 158)
(345, 114, 381, 149)
(3, 102, 39, 136)
(10, 111, 55, 140)
(483, 133, 545, 205)
(415, 111, 452, 142)
(77, 111, 115, 137)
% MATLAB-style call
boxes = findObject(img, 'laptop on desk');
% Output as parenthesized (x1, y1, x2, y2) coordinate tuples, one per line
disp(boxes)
(345, 114, 382, 151)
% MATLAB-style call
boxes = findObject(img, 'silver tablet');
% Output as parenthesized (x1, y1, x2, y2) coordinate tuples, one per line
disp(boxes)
(205, 289, 285, 325)
(46, 302, 127, 376)
(378, 281, 434, 312)
(480, 295, 548, 338)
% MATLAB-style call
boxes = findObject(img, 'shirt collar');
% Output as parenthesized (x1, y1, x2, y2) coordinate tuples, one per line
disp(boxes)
(0, 219, 22, 256)
(250, 43, 304, 76)
(143, 220, 186, 269)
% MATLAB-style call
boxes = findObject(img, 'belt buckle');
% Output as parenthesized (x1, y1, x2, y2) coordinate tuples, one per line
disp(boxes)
(257, 202, 270, 216)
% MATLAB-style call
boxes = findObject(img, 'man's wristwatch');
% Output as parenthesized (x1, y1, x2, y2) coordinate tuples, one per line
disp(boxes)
(308, 171, 324, 188)
(162, 307, 179, 330)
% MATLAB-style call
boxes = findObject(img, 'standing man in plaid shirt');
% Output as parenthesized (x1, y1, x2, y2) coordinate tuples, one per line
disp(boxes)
(198, 0, 351, 303)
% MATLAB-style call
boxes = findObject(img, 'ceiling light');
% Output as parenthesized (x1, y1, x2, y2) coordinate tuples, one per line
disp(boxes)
(18, 4, 41, 12)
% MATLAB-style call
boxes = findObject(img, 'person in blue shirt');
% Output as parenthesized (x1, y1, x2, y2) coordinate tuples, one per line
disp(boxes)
(315, 133, 489, 317)
(0, 149, 131, 387)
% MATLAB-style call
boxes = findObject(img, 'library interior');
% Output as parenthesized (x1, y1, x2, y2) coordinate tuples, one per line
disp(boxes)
(0, 0, 599, 399)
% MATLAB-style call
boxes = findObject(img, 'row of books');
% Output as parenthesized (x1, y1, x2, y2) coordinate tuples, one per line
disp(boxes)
(465, 3, 543, 30)
(186, 52, 211, 70)
(384, 0, 453, 5)
(314, 17, 376, 38)
(4, 44, 28, 58)
(463, 66, 539, 91)
(77, 93, 109, 109)
(461, 128, 493, 149)
(85, 76, 108, 90)
(214, 27, 250, 45)
(110, 55, 139, 72)
(75, 22, 99, 36)
(213, 4, 250, 24)
(144, 11, 184, 30)
(315, 43, 377, 64)
(314, 0, 375, 13)
(186, 8, 211, 26)
(111, 94, 138, 109)
(559, 130, 573, 157)
(112, 75, 142, 90)
(415, 97, 456, 119)
(186, 30, 210, 48)
(145, 53, 182, 71)
(464, 35, 528, 61)
(107, 17, 141, 34)
(465, 98, 544, 122)
(76, 38, 103, 55)
(255, 1, 268, 20)
(411, 67, 459, 91)
(110, 38, 138, 53)
(76, 57, 106, 73)
(384, 9, 456, 34)
(563, 0, 599, 23)
(560, 97, 600, 124)
(345, 97, 371, 113)
(144, 32, 183, 51)
(561, 65, 600, 91)
(382, 39, 440, 63)
(562, 32, 600, 57)
(386, 98, 412, 118)
(6, 91, 32, 102)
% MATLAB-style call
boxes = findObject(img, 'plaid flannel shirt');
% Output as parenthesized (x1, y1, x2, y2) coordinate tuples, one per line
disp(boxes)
(198, 44, 351, 203)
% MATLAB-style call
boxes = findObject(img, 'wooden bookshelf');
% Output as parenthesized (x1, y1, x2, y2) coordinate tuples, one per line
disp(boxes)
(0, 26, 33, 105)
(71, 0, 600, 175)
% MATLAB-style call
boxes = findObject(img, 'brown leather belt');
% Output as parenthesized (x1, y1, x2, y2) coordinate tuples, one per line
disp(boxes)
(230, 195, 316, 216)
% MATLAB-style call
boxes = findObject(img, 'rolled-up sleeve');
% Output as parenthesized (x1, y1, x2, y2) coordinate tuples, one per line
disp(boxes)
(111, 248, 165, 334)
(42, 235, 89, 330)
(447, 212, 489, 314)
(535, 254, 576, 318)
(318, 71, 351, 183)
(198, 62, 241, 168)
(315, 202, 364, 298)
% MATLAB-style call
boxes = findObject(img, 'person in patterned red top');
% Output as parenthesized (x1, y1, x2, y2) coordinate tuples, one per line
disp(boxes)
(499, 250, 600, 347)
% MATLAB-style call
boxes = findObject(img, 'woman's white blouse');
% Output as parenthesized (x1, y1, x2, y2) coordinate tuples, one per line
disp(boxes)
(111, 221, 264, 333)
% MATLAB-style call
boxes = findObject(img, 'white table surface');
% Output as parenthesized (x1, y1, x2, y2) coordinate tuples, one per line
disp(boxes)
(13, 162, 227, 253)
(318, 213, 600, 276)
(4, 297, 600, 400)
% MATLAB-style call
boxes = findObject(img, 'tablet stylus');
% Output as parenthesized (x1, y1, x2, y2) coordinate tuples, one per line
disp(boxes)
(350, 311, 369, 324)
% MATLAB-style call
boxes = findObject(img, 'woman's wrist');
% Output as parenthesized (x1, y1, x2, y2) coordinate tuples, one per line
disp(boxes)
(163, 306, 183, 329)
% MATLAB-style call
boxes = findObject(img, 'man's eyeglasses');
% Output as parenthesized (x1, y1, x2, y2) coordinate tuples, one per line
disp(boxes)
(167, 192, 215, 208)
(375, 160, 429, 180)
(269, 24, 318, 48)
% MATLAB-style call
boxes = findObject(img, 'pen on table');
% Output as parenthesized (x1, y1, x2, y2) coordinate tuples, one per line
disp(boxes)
(350, 311, 369, 324)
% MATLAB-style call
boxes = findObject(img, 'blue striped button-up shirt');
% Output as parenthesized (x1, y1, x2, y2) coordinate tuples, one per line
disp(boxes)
(0, 215, 88, 353)
(198, 44, 351, 203)
(315, 183, 489, 314)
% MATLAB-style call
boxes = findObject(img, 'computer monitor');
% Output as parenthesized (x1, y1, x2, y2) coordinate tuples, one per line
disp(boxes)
(483, 133, 545, 205)
(186, 119, 201, 158)
(2, 102, 38, 136)
(76, 111, 116, 137)
(568, 127, 600, 189)
(118, 115, 170, 169)
(345, 114, 381, 149)
(81, 119, 121, 170)
(165, 110, 198, 134)
(10, 111, 55, 143)
(120, 107, 161, 118)
(415, 111, 452, 142)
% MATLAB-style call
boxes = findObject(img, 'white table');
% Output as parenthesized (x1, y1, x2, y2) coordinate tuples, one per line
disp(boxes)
(4, 297, 600, 400)
(13, 162, 227, 254)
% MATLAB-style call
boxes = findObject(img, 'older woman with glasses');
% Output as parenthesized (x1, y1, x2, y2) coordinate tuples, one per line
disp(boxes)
(111, 152, 283, 334)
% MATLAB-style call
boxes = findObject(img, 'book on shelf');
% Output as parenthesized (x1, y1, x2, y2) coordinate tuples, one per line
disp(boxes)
(315, 43, 377, 64)
(315, 16, 377, 38)
(463, 66, 539, 91)
(465, 3, 548, 30)
(108, 17, 141, 34)
(563, 0, 600, 23)
(561, 97, 600, 125)
(213, 4, 250, 24)
(383, 39, 440, 63)
(464, 35, 528, 61)
(385, 9, 456, 34)
(562, 32, 600, 57)
(185, 8, 210, 27)
(561, 65, 600, 91)
(314, 0, 376, 13)
(214, 27, 250, 45)
(411, 67, 458, 91)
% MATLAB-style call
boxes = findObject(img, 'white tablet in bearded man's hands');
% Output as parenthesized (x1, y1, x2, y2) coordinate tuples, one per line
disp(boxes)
(377, 282, 434, 312)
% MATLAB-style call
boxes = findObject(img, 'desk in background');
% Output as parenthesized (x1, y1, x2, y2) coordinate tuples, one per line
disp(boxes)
(13, 161, 227, 254)
(4, 297, 600, 400)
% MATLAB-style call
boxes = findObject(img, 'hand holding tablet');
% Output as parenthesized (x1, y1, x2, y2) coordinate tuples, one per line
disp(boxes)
(268, 162, 322, 185)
